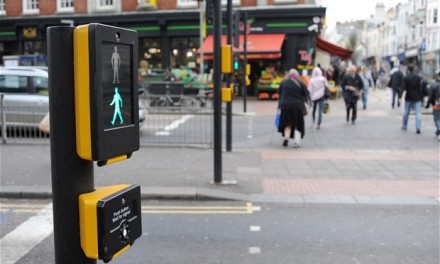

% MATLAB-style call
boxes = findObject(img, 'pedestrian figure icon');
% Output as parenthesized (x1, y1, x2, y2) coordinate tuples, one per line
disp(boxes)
(111, 46, 121, 84)
(110, 87, 124, 125)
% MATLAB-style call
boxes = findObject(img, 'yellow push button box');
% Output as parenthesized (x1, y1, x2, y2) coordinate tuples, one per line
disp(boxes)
(79, 184, 142, 263)
(222, 86, 233, 102)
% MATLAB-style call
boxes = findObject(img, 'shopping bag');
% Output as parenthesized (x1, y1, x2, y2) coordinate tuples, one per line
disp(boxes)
(275, 111, 280, 128)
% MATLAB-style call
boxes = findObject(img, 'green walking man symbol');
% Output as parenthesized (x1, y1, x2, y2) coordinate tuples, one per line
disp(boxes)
(110, 87, 124, 125)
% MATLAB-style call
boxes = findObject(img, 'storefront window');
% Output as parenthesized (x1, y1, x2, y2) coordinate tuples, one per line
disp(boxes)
(23, 41, 44, 55)
(140, 38, 163, 69)
(170, 37, 199, 69)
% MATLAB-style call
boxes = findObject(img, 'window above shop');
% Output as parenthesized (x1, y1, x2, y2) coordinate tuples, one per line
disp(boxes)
(97, 0, 115, 11)
(0, 0, 5, 16)
(22, 0, 39, 15)
(176, 0, 197, 9)
(57, 0, 74, 13)
(273, 0, 298, 5)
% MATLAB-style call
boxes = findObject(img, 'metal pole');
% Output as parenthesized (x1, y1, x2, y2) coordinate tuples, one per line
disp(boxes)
(243, 12, 248, 113)
(47, 26, 95, 264)
(226, 0, 232, 152)
(199, 0, 205, 80)
(1, 94, 7, 144)
(213, 0, 222, 183)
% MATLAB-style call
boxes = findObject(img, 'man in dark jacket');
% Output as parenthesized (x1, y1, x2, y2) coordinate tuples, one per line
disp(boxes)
(399, 64, 423, 134)
(389, 66, 404, 108)
(340, 65, 364, 124)
(426, 69, 440, 140)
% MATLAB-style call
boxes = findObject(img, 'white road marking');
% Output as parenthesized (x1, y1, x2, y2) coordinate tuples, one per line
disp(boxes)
(252, 206, 261, 212)
(250, 225, 261, 232)
(0, 203, 53, 264)
(249, 247, 261, 254)
(155, 115, 194, 136)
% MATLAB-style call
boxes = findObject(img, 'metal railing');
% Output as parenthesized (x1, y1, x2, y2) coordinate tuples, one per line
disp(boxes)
(0, 94, 50, 144)
(139, 82, 214, 147)
(1, 84, 215, 147)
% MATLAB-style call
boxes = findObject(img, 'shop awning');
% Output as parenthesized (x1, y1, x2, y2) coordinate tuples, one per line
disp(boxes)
(197, 34, 285, 60)
(316, 36, 352, 60)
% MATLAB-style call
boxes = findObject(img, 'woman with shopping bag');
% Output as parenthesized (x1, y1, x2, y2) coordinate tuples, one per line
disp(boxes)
(277, 69, 310, 148)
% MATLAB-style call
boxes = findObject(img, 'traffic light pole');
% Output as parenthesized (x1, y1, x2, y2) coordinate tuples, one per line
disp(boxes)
(47, 26, 96, 264)
(226, 0, 233, 152)
(213, 0, 222, 183)
(243, 11, 248, 113)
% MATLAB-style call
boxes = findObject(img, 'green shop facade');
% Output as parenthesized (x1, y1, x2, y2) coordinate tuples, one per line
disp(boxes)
(0, 6, 325, 94)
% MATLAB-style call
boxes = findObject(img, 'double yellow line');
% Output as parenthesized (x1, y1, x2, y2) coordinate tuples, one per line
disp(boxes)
(141, 202, 254, 214)
(0, 202, 255, 215)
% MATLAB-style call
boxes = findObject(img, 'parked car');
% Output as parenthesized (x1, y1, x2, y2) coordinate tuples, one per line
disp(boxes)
(0, 66, 49, 129)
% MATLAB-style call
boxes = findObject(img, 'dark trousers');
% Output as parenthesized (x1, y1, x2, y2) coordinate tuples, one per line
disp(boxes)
(346, 100, 358, 122)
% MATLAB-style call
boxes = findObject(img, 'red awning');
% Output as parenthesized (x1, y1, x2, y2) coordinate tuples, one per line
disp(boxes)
(197, 34, 285, 60)
(316, 36, 352, 60)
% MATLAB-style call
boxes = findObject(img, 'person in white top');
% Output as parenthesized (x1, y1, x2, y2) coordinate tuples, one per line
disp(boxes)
(307, 67, 328, 129)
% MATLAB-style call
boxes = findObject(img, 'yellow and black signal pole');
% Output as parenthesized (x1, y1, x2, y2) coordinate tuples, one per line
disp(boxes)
(48, 26, 96, 264)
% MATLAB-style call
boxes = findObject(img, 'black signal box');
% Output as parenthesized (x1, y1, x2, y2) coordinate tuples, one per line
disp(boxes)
(74, 23, 139, 165)
(79, 184, 142, 263)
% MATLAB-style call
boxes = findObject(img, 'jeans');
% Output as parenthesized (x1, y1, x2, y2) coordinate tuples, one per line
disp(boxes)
(402, 100, 422, 130)
(362, 87, 369, 108)
(433, 110, 440, 136)
(312, 98, 324, 126)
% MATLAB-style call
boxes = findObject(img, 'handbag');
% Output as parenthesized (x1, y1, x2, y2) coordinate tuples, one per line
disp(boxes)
(324, 84, 331, 99)
(323, 101, 330, 114)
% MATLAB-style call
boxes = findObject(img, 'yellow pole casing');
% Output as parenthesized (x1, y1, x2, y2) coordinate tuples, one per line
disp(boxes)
(222, 87, 233, 102)
(246, 63, 251, 76)
(74, 25, 92, 161)
(221, 45, 232, 74)
(78, 184, 130, 260)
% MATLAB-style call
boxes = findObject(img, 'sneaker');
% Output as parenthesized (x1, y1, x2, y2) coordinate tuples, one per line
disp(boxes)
(293, 142, 300, 148)
(352, 120, 355, 125)
(416, 129, 421, 134)
(282, 140, 288, 147)
(316, 125, 320, 130)
(401, 127, 407, 131)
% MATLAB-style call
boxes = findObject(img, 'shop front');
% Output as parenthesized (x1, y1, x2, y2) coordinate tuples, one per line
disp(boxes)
(0, 6, 325, 95)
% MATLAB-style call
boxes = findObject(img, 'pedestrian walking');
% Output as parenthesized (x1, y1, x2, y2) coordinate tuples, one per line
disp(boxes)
(399, 64, 424, 134)
(278, 69, 310, 148)
(340, 65, 364, 124)
(389, 66, 404, 109)
(425, 69, 440, 140)
(308, 66, 328, 129)
(359, 66, 374, 110)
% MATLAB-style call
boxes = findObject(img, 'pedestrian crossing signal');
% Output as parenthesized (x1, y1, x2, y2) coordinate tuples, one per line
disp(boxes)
(74, 23, 139, 165)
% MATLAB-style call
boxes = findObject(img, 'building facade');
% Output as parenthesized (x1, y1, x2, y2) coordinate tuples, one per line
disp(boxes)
(0, 0, 326, 84)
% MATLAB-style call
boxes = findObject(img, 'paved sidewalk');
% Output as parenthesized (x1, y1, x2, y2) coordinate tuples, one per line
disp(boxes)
(1, 88, 439, 204)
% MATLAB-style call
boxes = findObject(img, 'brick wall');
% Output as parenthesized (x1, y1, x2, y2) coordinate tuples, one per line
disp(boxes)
(40, 0, 56, 15)
(74, 0, 87, 13)
(5, 0, 22, 16)
(122, 0, 138, 11)
(157, 0, 176, 10)
(242, 0, 257, 6)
